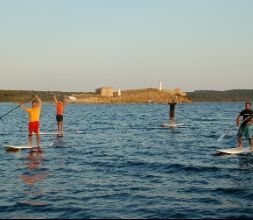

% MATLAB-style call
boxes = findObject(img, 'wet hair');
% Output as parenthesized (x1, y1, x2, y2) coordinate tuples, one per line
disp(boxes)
(245, 101, 252, 106)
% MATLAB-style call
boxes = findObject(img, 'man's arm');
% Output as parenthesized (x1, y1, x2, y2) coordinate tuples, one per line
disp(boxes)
(54, 95, 58, 104)
(63, 97, 68, 105)
(35, 95, 42, 107)
(20, 103, 28, 112)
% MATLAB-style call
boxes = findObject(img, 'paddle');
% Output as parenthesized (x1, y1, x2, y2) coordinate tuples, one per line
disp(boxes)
(217, 112, 253, 142)
(0, 95, 35, 121)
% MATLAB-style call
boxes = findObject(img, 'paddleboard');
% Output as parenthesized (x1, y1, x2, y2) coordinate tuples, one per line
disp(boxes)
(5, 142, 54, 151)
(38, 132, 61, 135)
(217, 147, 253, 155)
(161, 123, 185, 128)
(5, 145, 33, 151)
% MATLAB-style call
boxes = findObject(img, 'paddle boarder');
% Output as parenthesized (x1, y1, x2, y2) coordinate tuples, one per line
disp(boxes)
(54, 95, 65, 136)
(20, 95, 42, 146)
(237, 101, 253, 149)
(168, 96, 178, 125)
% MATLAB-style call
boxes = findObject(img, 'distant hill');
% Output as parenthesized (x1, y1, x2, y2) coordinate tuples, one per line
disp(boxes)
(73, 88, 190, 104)
(188, 90, 253, 102)
(0, 88, 190, 104)
(0, 90, 74, 102)
(1, 89, 252, 103)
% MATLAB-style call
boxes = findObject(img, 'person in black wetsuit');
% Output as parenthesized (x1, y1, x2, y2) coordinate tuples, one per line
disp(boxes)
(168, 96, 178, 125)
(236, 101, 253, 149)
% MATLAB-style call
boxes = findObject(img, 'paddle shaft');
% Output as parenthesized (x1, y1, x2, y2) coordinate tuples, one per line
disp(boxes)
(0, 105, 21, 120)
(238, 112, 253, 128)
(0, 95, 35, 120)
(217, 112, 253, 142)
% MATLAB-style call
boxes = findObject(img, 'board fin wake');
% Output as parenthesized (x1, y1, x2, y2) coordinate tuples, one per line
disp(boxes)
(161, 123, 185, 128)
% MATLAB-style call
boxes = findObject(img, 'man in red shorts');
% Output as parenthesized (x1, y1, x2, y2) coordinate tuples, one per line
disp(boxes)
(20, 95, 42, 146)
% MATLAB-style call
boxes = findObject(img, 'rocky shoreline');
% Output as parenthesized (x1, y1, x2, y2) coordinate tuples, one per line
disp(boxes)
(0, 88, 191, 104)
(1, 89, 252, 103)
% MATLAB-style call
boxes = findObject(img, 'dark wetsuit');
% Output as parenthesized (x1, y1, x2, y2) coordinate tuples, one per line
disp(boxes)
(169, 102, 177, 120)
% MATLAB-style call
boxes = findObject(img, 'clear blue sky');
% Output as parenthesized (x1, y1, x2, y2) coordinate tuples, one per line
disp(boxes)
(0, 0, 252, 92)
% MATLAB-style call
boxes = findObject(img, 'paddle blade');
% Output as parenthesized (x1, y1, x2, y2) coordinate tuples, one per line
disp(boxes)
(217, 133, 226, 142)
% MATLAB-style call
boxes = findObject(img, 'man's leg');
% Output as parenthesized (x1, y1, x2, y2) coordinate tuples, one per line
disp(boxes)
(249, 139, 253, 150)
(36, 132, 40, 147)
(170, 118, 175, 125)
(238, 136, 243, 149)
(28, 122, 33, 146)
(248, 125, 253, 150)
(29, 134, 33, 147)
(35, 122, 40, 147)
(57, 122, 61, 133)
(237, 126, 244, 149)
(169, 111, 175, 124)
(60, 121, 64, 133)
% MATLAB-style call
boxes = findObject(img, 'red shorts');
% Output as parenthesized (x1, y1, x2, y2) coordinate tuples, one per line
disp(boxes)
(28, 121, 40, 135)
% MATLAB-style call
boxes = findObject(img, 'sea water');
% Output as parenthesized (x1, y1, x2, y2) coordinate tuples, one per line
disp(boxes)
(0, 102, 253, 219)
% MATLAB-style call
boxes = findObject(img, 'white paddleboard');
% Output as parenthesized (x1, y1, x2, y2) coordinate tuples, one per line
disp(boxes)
(161, 123, 185, 128)
(38, 132, 61, 135)
(5, 145, 33, 151)
(5, 142, 54, 151)
(217, 147, 253, 155)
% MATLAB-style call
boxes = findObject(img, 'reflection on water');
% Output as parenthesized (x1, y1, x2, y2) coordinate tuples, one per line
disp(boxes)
(239, 155, 253, 170)
(20, 147, 48, 206)
(51, 136, 65, 148)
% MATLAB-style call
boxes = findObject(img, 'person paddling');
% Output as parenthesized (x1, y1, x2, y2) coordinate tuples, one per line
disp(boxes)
(20, 95, 42, 146)
(168, 96, 178, 125)
(54, 95, 65, 136)
(236, 101, 253, 150)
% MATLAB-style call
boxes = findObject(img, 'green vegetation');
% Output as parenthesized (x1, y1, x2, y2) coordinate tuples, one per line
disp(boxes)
(188, 90, 253, 102)
(0, 89, 191, 104)
(72, 88, 191, 104)
(1, 89, 253, 103)
(0, 90, 73, 102)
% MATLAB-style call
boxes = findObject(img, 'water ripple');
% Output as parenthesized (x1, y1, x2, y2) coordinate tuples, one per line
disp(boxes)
(1, 103, 253, 218)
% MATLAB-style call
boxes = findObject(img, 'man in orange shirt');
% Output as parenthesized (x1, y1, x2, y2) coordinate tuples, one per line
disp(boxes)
(54, 95, 65, 136)
(20, 95, 42, 146)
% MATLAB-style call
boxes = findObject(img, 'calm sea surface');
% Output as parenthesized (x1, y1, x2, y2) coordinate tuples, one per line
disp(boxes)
(1, 102, 253, 219)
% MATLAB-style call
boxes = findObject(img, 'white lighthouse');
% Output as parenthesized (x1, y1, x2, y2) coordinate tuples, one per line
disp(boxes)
(158, 81, 162, 91)
(118, 88, 121, 96)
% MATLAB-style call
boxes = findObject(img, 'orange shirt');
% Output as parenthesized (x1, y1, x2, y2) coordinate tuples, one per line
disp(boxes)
(57, 103, 64, 115)
(27, 107, 41, 122)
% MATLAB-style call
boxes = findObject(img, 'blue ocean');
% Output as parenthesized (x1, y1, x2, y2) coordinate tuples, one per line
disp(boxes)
(1, 102, 253, 219)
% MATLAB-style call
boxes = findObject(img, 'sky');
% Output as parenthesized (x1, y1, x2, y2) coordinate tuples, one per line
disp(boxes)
(0, 0, 252, 92)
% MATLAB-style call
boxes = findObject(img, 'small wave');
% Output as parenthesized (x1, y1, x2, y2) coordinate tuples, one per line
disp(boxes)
(215, 187, 247, 195)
